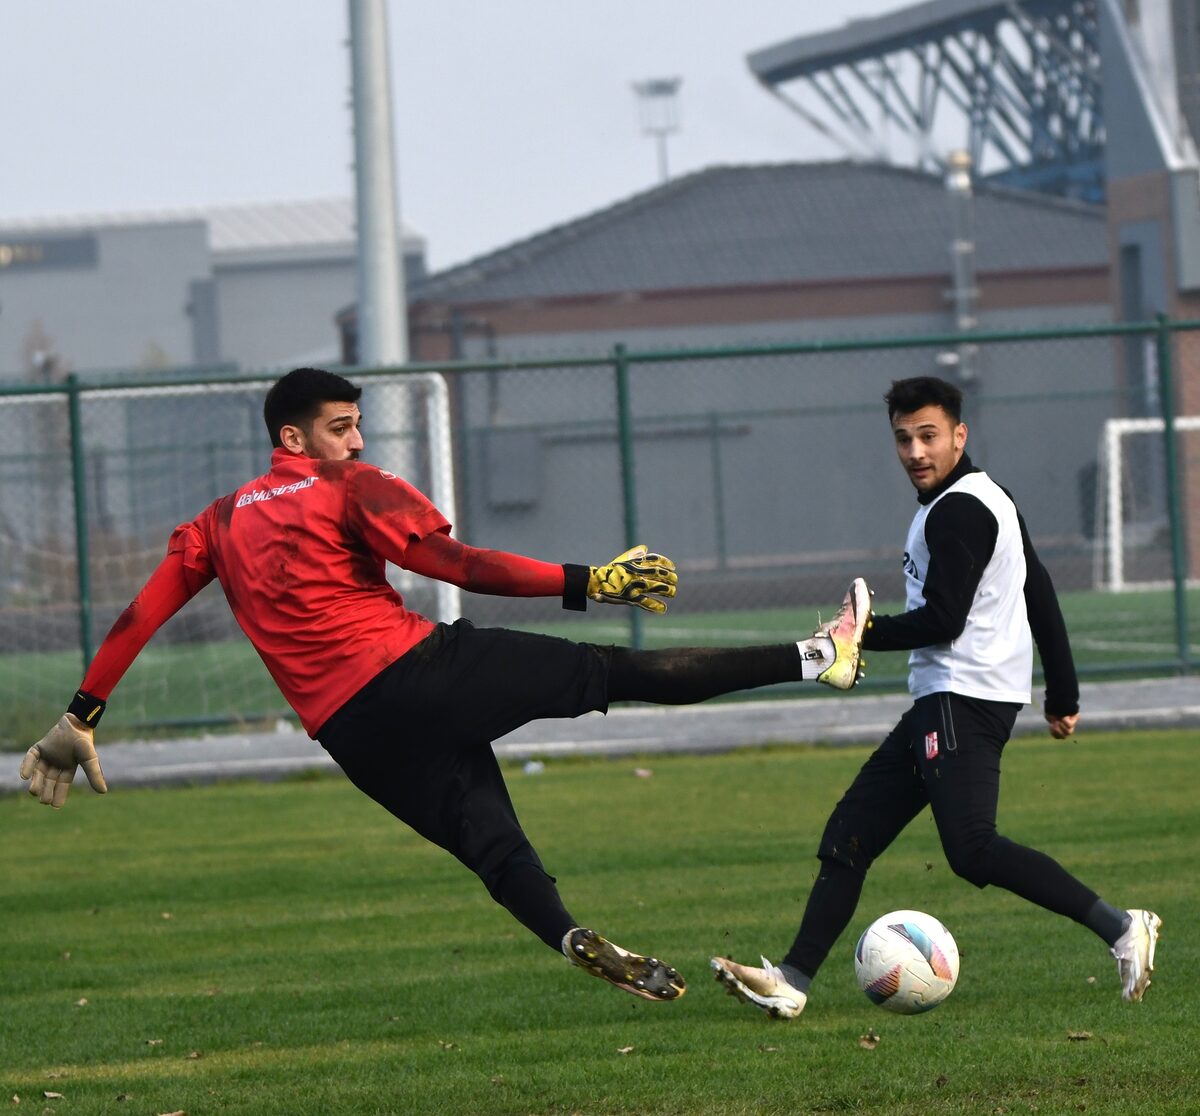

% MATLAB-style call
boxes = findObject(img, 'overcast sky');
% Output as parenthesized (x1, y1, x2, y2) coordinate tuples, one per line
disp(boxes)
(4, 1, 907, 272)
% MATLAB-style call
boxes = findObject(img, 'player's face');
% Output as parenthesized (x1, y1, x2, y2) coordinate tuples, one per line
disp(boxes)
(890, 405, 966, 493)
(289, 401, 364, 461)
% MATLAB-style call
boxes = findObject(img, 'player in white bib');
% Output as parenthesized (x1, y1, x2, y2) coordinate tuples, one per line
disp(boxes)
(712, 376, 1160, 1017)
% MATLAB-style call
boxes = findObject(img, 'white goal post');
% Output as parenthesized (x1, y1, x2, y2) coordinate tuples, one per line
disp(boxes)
(1094, 414, 1200, 591)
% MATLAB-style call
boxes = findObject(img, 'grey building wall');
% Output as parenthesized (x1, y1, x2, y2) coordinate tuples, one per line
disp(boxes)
(213, 256, 355, 370)
(0, 223, 210, 377)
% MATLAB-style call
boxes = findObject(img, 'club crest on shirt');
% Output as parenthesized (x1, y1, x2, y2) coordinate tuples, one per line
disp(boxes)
(925, 731, 939, 760)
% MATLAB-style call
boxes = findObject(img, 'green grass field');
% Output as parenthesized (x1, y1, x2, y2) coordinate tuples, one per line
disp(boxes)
(3, 583, 1197, 750)
(1, 728, 1194, 1115)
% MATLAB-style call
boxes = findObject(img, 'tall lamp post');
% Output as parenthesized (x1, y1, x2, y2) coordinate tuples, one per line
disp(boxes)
(633, 77, 682, 183)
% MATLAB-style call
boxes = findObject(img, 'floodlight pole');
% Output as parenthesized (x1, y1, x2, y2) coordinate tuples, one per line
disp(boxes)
(349, 0, 406, 365)
(943, 149, 979, 384)
(347, 1, 461, 623)
(634, 78, 682, 184)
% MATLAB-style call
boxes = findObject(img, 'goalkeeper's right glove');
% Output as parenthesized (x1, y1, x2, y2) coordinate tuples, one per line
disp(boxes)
(19, 691, 108, 809)
(586, 545, 678, 613)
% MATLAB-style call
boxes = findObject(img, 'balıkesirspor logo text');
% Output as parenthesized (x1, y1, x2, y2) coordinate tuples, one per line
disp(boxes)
(235, 475, 318, 508)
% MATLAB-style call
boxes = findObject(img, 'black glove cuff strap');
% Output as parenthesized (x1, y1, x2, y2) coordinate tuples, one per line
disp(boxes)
(561, 564, 589, 612)
(68, 690, 107, 727)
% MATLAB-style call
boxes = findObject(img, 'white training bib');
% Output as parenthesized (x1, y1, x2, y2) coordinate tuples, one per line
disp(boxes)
(903, 471, 1032, 704)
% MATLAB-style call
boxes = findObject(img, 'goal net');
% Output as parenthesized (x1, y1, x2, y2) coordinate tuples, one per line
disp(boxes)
(0, 372, 457, 748)
(1092, 414, 1200, 591)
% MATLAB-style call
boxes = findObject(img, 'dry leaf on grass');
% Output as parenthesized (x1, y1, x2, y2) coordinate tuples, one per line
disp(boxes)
(1067, 1031, 1092, 1042)
(42, 1093, 64, 1100)
(74, 999, 88, 1007)
(617, 1045, 635, 1055)
(858, 1030, 881, 1050)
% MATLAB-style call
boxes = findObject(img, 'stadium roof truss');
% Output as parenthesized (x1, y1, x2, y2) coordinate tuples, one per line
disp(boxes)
(749, 0, 1104, 202)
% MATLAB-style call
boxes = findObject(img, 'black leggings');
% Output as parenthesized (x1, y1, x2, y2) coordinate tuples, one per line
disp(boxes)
(608, 643, 800, 704)
(319, 622, 801, 949)
(783, 692, 1101, 978)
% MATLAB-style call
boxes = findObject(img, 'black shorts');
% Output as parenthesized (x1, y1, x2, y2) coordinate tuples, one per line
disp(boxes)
(316, 620, 611, 891)
(817, 691, 1021, 879)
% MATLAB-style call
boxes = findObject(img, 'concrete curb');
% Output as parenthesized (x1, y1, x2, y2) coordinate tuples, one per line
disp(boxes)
(2, 677, 1195, 795)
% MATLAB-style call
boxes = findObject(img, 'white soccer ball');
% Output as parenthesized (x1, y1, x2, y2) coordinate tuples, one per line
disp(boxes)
(854, 909, 960, 1014)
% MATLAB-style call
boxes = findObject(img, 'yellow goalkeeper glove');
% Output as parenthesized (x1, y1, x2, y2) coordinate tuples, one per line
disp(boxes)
(19, 692, 108, 809)
(588, 545, 678, 613)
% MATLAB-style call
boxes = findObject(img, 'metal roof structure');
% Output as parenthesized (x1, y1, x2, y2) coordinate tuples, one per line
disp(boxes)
(410, 160, 1105, 306)
(747, 0, 1105, 202)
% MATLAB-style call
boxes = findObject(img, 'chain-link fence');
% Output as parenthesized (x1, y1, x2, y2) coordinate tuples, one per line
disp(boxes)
(1, 321, 1195, 746)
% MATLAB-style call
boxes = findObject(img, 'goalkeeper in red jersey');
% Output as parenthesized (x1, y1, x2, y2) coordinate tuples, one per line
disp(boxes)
(20, 366, 871, 1004)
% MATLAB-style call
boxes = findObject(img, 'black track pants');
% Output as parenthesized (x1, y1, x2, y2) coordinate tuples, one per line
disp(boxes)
(783, 691, 1100, 978)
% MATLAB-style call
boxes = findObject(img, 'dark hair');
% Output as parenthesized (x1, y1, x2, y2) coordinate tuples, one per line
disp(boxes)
(884, 376, 963, 423)
(263, 367, 362, 448)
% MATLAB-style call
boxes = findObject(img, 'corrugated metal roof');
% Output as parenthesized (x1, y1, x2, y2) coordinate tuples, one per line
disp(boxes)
(0, 197, 422, 256)
(411, 161, 1106, 305)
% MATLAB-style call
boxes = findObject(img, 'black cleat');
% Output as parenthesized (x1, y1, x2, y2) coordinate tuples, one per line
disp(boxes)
(562, 927, 686, 1001)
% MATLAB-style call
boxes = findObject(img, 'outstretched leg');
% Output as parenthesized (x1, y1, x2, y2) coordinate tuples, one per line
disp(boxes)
(712, 708, 928, 1018)
(609, 578, 873, 703)
(918, 692, 1161, 1003)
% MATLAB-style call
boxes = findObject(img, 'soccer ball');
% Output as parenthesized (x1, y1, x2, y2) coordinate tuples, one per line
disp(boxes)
(854, 909, 959, 1014)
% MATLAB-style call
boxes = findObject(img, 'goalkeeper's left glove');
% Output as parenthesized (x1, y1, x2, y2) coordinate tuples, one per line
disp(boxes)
(586, 545, 678, 613)
(19, 691, 108, 809)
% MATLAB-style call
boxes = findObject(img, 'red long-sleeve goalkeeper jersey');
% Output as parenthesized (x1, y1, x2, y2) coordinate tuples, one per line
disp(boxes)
(82, 449, 567, 734)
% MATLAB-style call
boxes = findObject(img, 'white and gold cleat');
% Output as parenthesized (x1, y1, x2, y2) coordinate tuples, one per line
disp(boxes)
(1111, 909, 1161, 1002)
(815, 578, 873, 690)
(710, 955, 807, 1019)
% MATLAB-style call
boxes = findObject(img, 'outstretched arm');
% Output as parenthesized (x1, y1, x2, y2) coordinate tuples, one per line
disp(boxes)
(403, 531, 677, 613)
(344, 464, 676, 611)
(81, 545, 210, 699)
(19, 539, 213, 808)
(403, 528, 569, 597)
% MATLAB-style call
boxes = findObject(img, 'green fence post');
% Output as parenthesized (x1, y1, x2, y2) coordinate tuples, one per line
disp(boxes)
(709, 411, 728, 569)
(1156, 316, 1191, 670)
(613, 344, 642, 649)
(66, 374, 94, 670)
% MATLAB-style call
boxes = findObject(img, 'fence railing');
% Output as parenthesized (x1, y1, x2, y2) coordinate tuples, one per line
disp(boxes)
(0, 318, 1195, 745)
